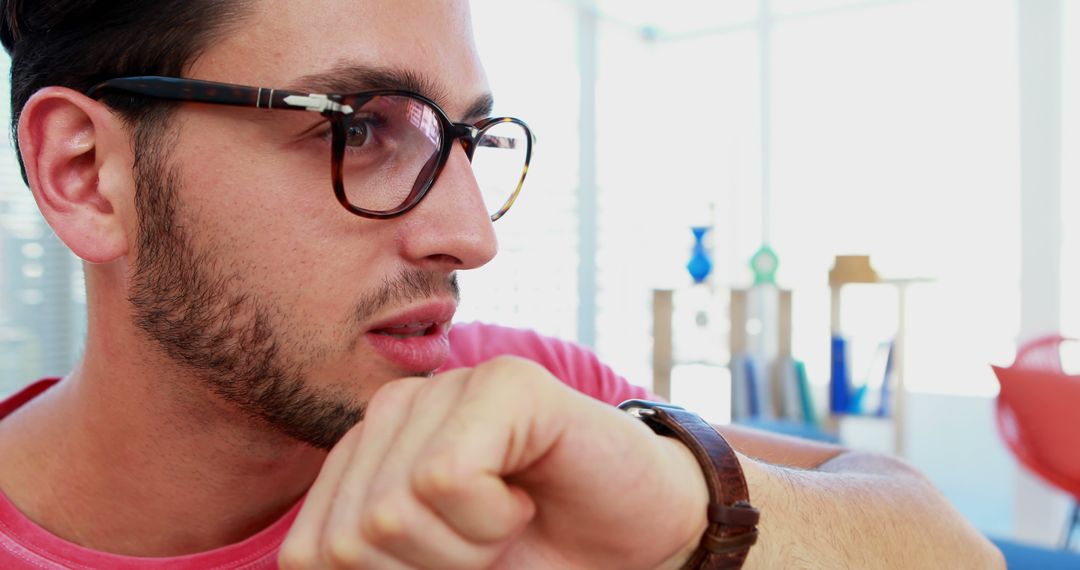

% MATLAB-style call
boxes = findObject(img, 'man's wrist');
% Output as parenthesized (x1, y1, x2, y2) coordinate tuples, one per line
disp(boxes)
(619, 399, 761, 569)
(655, 435, 710, 570)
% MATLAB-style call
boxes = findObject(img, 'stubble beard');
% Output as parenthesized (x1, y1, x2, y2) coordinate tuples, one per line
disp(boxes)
(125, 126, 458, 450)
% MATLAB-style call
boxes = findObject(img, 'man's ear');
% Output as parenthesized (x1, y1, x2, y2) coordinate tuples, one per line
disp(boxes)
(17, 87, 133, 264)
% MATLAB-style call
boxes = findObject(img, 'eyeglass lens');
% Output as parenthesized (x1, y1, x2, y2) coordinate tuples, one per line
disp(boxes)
(472, 120, 529, 219)
(340, 95, 528, 219)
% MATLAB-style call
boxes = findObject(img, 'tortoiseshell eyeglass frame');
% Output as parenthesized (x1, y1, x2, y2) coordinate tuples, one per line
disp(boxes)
(85, 76, 534, 221)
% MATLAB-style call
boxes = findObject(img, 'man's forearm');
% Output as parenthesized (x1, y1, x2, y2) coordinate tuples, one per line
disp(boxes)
(740, 450, 1005, 569)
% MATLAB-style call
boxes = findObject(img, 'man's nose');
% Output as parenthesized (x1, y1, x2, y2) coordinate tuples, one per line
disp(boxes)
(395, 142, 498, 271)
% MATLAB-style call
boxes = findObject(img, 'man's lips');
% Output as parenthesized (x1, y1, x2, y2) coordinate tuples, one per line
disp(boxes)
(365, 300, 457, 334)
(364, 300, 457, 372)
(372, 321, 440, 338)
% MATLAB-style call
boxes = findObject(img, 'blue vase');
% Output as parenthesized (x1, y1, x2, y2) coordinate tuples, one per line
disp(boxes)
(686, 226, 713, 284)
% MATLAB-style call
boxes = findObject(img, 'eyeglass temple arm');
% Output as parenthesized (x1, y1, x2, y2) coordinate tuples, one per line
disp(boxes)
(85, 76, 354, 114)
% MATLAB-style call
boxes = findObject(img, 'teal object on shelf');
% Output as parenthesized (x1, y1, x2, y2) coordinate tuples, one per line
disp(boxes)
(750, 244, 780, 286)
(687, 226, 713, 283)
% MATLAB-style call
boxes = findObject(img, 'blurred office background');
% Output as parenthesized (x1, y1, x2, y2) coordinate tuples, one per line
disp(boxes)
(0, 0, 1077, 562)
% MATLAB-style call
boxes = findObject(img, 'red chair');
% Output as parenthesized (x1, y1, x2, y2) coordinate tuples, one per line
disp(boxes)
(993, 335, 1080, 548)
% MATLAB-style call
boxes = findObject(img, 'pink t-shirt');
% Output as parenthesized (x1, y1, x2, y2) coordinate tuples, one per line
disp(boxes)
(0, 322, 650, 569)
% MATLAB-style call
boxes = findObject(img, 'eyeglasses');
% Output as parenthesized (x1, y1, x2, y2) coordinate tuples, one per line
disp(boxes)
(86, 76, 534, 221)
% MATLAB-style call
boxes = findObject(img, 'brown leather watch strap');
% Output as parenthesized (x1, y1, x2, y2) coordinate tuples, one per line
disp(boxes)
(618, 400, 760, 570)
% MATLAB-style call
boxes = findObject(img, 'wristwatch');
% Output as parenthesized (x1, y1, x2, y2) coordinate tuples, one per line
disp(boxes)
(618, 400, 760, 570)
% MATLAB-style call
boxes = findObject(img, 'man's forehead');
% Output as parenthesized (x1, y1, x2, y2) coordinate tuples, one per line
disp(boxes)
(195, 0, 491, 118)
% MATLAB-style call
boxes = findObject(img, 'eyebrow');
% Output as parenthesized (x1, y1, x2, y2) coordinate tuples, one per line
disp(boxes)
(291, 62, 495, 122)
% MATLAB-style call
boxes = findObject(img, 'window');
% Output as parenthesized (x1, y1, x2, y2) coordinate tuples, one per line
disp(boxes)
(457, 0, 582, 342)
(769, 0, 1020, 396)
(1062, 0, 1080, 341)
(0, 55, 86, 395)
(586, 0, 1021, 397)
(593, 23, 761, 388)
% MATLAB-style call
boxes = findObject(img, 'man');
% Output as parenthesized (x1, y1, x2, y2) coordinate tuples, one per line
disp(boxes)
(0, 0, 1003, 568)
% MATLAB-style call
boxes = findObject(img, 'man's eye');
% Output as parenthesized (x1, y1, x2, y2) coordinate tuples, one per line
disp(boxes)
(344, 120, 372, 148)
(342, 113, 389, 149)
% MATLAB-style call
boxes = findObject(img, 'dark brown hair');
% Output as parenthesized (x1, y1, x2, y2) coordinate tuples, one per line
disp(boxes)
(0, 0, 254, 181)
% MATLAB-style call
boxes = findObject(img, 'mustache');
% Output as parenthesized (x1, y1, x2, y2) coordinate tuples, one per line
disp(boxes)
(352, 270, 460, 325)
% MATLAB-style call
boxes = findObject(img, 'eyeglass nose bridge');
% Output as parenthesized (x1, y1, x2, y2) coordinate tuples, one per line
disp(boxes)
(447, 123, 481, 161)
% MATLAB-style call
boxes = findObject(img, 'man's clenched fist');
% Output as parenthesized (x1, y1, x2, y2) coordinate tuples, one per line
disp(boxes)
(278, 356, 709, 569)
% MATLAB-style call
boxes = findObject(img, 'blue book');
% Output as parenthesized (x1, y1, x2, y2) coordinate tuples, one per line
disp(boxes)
(744, 356, 761, 418)
(830, 335, 851, 414)
(876, 342, 895, 417)
(756, 356, 776, 420)
(730, 353, 750, 421)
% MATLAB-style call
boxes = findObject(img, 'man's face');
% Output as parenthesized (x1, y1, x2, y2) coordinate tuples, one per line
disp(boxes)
(127, 0, 498, 449)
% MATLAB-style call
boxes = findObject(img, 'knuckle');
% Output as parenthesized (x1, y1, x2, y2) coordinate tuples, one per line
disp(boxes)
(494, 354, 546, 376)
(365, 377, 423, 420)
(480, 354, 529, 371)
(277, 545, 319, 570)
(368, 380, 410, 409)
(360, 499, 408, 544)
(413, 459, 462, 500)
(479, 355, 551, 392)
(323, 532, 365, 568)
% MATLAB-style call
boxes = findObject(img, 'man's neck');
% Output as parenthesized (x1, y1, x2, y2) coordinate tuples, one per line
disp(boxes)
(0, 333, 327, 556)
